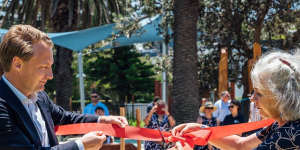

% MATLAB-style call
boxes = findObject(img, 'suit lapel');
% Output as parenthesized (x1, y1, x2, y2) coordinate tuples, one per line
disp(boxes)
(36, 98, 58, 146)
(0, 79, 42, 147)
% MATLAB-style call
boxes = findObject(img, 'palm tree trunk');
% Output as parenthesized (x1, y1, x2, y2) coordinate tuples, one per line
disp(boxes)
(172, 0, 200, 124)
(51, 0, 78, 110)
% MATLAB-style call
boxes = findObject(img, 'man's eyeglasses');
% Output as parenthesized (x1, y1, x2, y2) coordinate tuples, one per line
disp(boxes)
(228, 105, 234, 109)
(91, 95, 98, 98)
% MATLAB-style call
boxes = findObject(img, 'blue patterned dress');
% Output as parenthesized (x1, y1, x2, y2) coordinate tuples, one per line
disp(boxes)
(194, 116, 218, 150)
(255, 119, 300, 150)
(144, 114, 171, 150)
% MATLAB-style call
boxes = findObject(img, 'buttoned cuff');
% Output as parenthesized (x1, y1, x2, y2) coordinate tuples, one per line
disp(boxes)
(75, 139, 85, 150)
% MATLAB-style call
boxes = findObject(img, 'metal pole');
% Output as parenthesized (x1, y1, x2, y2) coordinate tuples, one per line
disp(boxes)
(161, 15, 169, 103)
(162, 42, 167, 103)
(78, 52, 85, 112)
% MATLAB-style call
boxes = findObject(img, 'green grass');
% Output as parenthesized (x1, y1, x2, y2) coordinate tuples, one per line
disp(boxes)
(128, 119, 145, 127)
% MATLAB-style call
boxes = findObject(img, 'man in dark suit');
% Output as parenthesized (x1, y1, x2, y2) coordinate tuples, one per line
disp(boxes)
(0, 25, 128, 150)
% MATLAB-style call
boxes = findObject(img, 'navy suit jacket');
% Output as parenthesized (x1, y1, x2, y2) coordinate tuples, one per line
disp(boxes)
(0, 79, 99, 150)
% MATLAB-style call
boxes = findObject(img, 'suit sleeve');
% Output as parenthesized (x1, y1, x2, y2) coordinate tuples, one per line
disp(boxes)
(41, 92, 99, 126)
(49, 141, 79, 150)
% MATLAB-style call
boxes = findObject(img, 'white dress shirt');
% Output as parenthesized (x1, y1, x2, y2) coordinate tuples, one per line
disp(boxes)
(213, 99, 231, 122)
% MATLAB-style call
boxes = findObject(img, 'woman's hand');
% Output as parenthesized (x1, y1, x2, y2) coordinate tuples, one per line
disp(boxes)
(171, 123, 208, 136)
(150, 104, 158, 114)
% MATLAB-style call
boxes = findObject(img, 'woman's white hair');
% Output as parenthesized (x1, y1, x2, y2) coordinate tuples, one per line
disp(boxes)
(251, 50, 300, 121)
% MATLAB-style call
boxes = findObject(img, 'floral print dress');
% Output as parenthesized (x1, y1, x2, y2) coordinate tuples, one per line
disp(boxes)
(255, 119, 300, 150)
(194, 116, 218, 150)
(144, 114, 171, 150)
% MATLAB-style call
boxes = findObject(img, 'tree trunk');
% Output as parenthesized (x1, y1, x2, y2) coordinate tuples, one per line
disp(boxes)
(51, 0, 78, 110)
(172, 0, 199, 124)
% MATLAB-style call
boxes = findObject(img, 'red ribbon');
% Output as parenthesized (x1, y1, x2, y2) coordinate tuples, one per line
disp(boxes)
(55, 119, 274, 149)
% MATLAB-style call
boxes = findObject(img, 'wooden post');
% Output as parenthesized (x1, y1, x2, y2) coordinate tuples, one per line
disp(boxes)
(253, 42, 262, 60)
(218, 47, 228, 95)
(120, 107, 126, 150)
(136, 109, 141, 150)
(248, 43, 262, 93)
(247, 59, 254, 93)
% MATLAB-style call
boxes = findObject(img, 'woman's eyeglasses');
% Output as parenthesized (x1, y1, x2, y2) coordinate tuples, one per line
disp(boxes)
(228, 105, 234, 109)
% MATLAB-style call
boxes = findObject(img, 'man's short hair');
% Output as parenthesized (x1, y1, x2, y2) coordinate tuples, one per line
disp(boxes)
(0, 25, 53, 72)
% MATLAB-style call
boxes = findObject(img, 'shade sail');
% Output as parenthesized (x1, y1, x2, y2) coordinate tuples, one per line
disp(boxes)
(0, 16, 165, 51)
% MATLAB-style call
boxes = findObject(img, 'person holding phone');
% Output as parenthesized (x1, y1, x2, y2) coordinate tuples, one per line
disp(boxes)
(144, 100, 176, 150)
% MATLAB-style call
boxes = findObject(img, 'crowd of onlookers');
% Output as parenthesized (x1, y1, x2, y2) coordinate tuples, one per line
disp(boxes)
(86, 89, 262, 150)
(143, 91, 262, 150)
(193, 91, 261, 150)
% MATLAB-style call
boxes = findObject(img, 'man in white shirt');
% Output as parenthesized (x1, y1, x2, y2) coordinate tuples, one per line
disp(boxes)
(213, 91, 231, 125)
(0, 25, 128, 150)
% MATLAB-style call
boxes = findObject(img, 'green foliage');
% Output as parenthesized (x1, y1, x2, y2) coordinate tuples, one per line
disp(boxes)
(82, 46, 156, 106)
(196, 0, 300, 94)
(128, 119, 145, 127)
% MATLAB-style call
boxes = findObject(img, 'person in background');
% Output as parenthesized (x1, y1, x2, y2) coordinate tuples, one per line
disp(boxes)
(199, 98, 208, 117)
(248, 91, 262, 122)
(94, 107, 114, 144)
(95, 106, 105, 116)
(213, 91, 231, 125)
(222, 100, 245, 126)
(146, 96, 161, 113)
(84, 92, 109, 115)
(144, 100, 176, 150)
(171, 50, 300, 150)
(195, 101, 218, 150)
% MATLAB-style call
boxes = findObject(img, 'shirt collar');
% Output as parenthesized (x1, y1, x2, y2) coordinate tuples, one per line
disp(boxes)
(2, 75, 37, 103)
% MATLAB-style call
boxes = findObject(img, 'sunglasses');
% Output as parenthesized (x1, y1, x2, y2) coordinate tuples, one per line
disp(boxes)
(205, 107, 214, 109)
(228, 105, 234, 109)
(91, 95, 98, 98)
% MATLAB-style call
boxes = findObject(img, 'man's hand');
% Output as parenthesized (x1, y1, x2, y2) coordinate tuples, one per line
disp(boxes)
(99, 116, 128, 128)
(81, 131, 106, 150)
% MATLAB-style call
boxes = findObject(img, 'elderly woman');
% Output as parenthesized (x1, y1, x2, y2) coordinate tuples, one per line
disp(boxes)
(195, 101, 218, 150)
(197, 101, 217, 126)
(172, 50, 300, 150)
